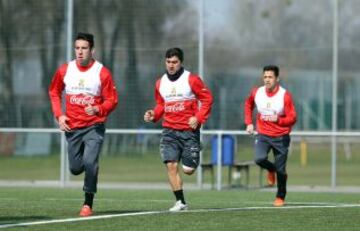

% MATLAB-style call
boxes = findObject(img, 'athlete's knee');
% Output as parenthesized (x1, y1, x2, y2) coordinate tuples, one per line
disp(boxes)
(83, 158, 95, 167)
(83, 161, 98, 175)
(182, 165, 196, 175)
(276, 168, 286, 176)
(274, 161, 287, 175)
(166, 161, 178, 174)
(69, 166, 83, 175)
(255, 157, 267, 166)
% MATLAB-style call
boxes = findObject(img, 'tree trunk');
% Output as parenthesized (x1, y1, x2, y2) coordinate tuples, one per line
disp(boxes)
(124, 5, 142, 128)
(0, 0, 16, 126)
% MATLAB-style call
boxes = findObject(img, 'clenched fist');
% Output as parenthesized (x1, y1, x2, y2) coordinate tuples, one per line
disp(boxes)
(144, 110, 155, 122)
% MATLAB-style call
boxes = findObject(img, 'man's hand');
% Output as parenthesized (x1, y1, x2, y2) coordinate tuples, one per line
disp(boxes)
(268, 114, 278, 122)
(246, 124, 254, 135)
(144, 110, 155, 122)
(188, 116, 199, 130)
(58, 115, 71, 132)
(85, 105, 99, 116)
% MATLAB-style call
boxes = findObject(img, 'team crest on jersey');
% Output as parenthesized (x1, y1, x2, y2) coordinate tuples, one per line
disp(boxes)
(70, 78, 92, 92)
(170, 87, 176, 96)
(79, 79, 85, 88)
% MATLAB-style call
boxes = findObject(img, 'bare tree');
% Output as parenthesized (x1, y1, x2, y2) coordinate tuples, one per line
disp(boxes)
(0, 0, 188, 128)
(72, 0, 185, 128)
(32, 1, 65, 126)
(0, 0, 17, 126)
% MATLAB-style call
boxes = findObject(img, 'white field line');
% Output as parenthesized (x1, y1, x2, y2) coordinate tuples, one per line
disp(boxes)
(0, 203, 359, 229)
(45, 198, 172, 202)
(0, 198, 172, 203)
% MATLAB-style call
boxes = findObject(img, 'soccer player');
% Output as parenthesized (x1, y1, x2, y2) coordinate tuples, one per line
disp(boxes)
(244, 65, 296, 207)
(144, 47, 213, 212)
(49, 32, 118, 216)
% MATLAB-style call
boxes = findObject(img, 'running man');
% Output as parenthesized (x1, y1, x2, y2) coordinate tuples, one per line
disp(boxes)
(144, 47, 213, 211)
(49, 32, 118, 216)
(244, 65, 296, 207)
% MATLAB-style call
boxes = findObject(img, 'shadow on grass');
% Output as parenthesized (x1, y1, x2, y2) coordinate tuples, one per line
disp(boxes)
(0, 216, 51, 225)
(95, 210, 145, 215)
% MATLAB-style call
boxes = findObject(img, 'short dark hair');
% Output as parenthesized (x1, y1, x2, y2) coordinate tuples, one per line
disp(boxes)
(75, 32, 94, 49)
(165, 47, 184, 62)
(263, 65, 279, 77)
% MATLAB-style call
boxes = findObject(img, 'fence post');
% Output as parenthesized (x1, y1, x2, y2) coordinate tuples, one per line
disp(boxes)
(60, 132, 66, 187)
(216, 132, 223, 191)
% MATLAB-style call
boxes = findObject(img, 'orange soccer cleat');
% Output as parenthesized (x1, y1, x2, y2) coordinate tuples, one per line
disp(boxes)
(79, 205, 93, 217)
(267, 171, 276, 186)
(273, 197, 285, 207)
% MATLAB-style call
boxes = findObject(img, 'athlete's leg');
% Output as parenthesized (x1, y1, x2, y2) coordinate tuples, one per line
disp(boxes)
(66, 130, 85, 175)
(82, 123, 105, 194)
(166, 161, 183, 191)
(160, 128, 182, 188)
(272, 135, 290, 199)
(254, 134, 276, 172)
(181, 129, 200, 176)
(160, 129, 187, 208)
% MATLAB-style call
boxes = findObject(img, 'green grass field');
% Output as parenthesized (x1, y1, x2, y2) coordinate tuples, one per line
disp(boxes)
(0, 187, 359, 230)
(1, 138, 360, 230)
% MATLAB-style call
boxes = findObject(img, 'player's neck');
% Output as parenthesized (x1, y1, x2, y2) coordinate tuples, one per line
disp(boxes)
(167, 67, 184, 82)
(76, 59, 95, 71)
(266, 84, 279, 96)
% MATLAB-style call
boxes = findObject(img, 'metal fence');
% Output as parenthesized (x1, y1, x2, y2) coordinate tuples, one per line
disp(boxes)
(1, 0, 360, 190)
(1, 128, 360, 191)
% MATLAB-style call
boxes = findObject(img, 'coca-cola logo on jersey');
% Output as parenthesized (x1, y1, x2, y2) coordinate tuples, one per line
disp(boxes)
(165, 102, 185, 112)
(70, 95, 95, 105)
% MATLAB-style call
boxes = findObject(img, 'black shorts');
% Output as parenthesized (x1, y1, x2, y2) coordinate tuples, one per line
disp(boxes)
(160, 128, 201, 169)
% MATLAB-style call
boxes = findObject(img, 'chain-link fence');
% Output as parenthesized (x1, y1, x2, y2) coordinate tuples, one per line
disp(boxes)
(1, 0, 360, 188)
(0, 0, 359, 130)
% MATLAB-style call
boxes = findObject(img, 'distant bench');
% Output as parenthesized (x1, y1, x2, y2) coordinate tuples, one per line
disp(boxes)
(201, 135, 265, 189)
(201, 160, 260, 188)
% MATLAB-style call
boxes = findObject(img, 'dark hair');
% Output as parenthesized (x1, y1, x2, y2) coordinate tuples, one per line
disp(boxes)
(263, 65, 279, 77)
(165, 47, 184, 62)
(75, 32, 94, 49)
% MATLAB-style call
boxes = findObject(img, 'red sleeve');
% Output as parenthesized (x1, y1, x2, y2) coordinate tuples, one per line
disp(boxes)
(277, 91, 297, 127)
(48, 63, 68, 119)
(244, 87, 258, 125)
(189, 74, 213, 124)
(97, 67, 118, 117)
(153, 79, 164, 122)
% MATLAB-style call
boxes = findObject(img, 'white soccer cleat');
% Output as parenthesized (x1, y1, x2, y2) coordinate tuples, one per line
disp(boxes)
(169, 200, 188, 212)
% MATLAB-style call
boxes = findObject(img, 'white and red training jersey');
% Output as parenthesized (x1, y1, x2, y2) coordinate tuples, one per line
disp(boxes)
(152, 70, 213, 130)
(49, 60, 118, 129)
(244, 85, 296, 137)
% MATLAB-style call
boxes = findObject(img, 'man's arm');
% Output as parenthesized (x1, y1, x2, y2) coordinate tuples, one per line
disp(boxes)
(144, 79, 164, 123)
(97, 67, 118, 117)
(48, 64, 67, 119)
(48, 64, 70, 131)
(277, 91, 297, 127)
(189, 75, 213, 125)
(152, 79, 165, 122)
(244, 88, 257, 134)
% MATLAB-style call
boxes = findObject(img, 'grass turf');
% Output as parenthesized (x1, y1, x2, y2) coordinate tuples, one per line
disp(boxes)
(0, 188, 359, 230)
